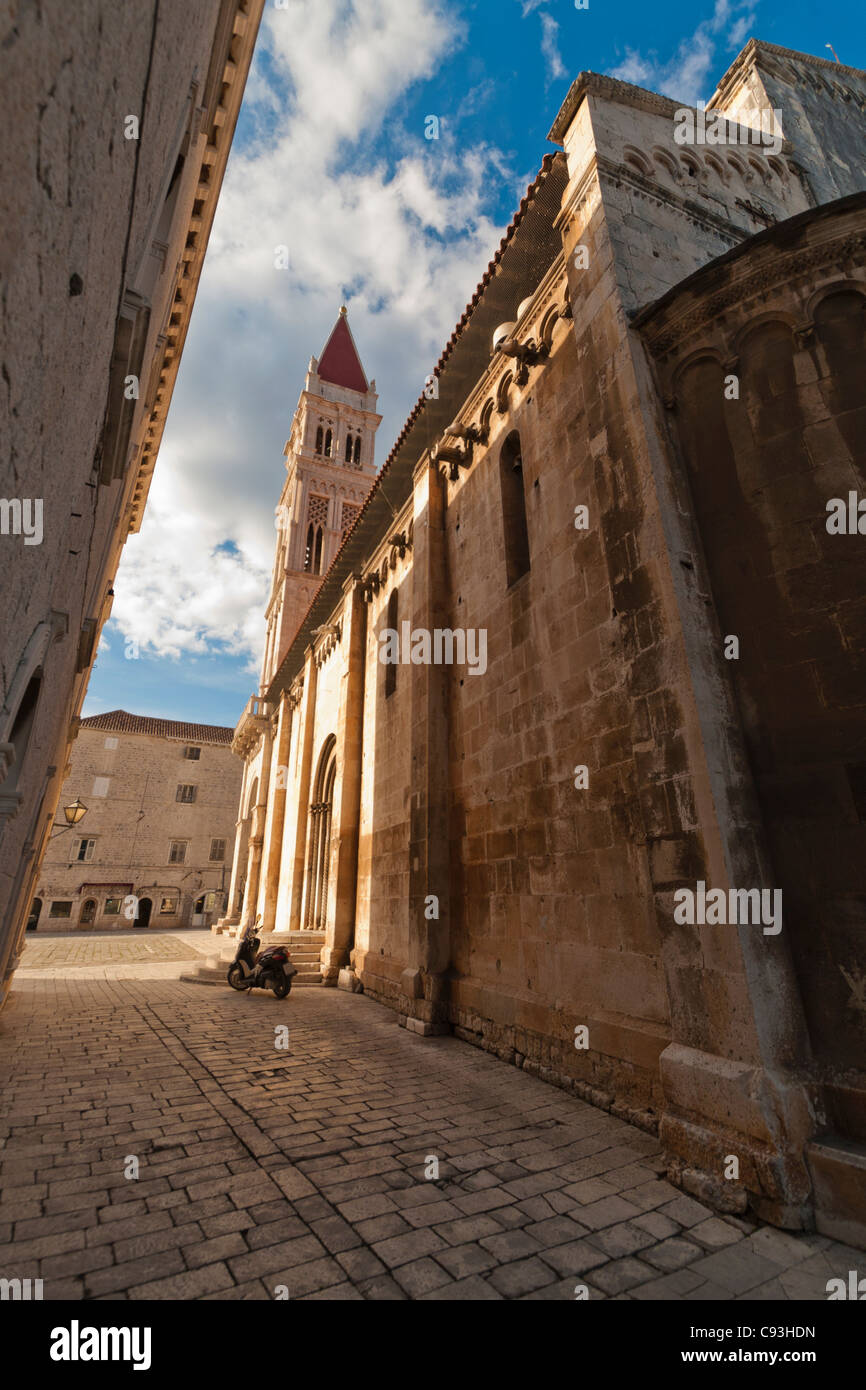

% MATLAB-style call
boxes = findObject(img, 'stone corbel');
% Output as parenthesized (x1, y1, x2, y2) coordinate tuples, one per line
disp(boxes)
(389, 530, 413, 560)
(361, 571, 381, 603)
(432, 438, 471, 482)
(493, 335, 549, 385)
(793, 321, 815, 349)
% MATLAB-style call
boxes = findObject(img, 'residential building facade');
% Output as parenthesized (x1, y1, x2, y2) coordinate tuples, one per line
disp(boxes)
(32, 712, 241, 932)
(0, 0, 264, 1003)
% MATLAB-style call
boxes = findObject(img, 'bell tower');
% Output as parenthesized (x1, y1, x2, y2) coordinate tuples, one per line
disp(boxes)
(260, 308, 381, 690)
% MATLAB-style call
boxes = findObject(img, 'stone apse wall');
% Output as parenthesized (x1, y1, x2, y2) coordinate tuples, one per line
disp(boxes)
(230, 49, 866, 1241)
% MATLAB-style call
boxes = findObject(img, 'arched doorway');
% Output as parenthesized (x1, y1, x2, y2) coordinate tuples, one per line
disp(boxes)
(26, 897, 42, 931)
(80, 899, 96, 926)
(137, 897, 152, 929)
(304, 737, 337, 932)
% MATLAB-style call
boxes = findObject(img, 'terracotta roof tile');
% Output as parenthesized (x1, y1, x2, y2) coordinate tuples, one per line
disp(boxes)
(80, 710, 234, 745)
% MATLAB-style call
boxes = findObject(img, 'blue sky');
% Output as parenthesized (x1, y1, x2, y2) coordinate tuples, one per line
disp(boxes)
(84, 0, 866, 729)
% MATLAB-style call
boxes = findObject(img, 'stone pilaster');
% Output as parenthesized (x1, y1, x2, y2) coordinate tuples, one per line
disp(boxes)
(320, 578, 367, 984)
(219, 758, 251, 929)
(240, 725, 272, 932)
(259, 694, 292, 932)
(402, 457, 451, 1034)
(287, 647, 318, 933)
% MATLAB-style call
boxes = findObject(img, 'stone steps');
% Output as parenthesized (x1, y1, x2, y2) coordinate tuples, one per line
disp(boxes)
(181, 931, 325, 988)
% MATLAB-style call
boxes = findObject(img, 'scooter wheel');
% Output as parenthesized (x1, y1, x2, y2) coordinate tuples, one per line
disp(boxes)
(272, 976, 291, 999)
(227, 965, 246, 991)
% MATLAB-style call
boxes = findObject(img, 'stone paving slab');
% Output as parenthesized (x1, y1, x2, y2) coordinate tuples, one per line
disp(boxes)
(0, 968, 861, 1301)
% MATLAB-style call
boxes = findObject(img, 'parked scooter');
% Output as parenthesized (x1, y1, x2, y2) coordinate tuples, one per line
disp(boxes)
(227, 918, 297, 998)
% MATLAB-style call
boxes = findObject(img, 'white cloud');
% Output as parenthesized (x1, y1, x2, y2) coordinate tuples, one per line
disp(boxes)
(608, 0, 758, 105)
(540, 14, 568, 83)
(109, 0, 511, 677)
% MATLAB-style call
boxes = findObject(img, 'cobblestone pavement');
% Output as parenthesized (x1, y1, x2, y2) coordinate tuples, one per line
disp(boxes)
(16, 930, 212, 979)
(18, 932, 210, 971)
(0, 964, 860, 1301)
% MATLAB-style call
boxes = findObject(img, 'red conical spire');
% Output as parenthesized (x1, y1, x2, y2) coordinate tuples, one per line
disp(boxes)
(317, 306, 369, 393)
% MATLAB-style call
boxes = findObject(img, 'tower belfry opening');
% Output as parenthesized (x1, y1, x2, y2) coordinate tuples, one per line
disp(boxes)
(260, 308, 381, 690)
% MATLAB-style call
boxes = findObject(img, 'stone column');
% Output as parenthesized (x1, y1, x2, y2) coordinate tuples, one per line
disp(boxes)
(259, 694, 292, 932)
(240, 724, 272, 932)
(320, 577, 367, 984)
(220, 757, 250, 929)
(287, 646, 318, 932)
(402, 457, 451, 1034)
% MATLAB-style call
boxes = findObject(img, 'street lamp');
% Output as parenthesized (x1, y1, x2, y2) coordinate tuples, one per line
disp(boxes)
(49, 798, 88, 837)
(62, 797, 88, 825)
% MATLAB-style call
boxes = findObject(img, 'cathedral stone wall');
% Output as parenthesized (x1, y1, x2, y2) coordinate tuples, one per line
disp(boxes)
(354, 538, 414, 1002)
(638, 196, 866, 1143)
(440, 315, 669, 1110)
(225, 42, 866, 1244)
(713, 43, 866, 206)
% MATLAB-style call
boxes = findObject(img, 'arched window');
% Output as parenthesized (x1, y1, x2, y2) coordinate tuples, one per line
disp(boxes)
(315, 426, 323, 454)
(324, 428, 332, 457)
(353, 435, 361, 465)
(345, 433, 353, 462)
(499, 430, 530, 587)
(0, 672, 42, 807)
(385, 587, 398, 699)
(313, 526, 324, 575)
(304, 736, 337, 932)
(304, 523, 314, 571)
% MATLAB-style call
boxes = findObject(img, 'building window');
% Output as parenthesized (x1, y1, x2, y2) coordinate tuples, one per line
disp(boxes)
(184, 746, 201, 760)
(104, 898, 122, 915)
(168, 841, 188, 864)
(104, 737, 118, 750)
(353, 435, 361, 465)
(304, 523, 314, 571)
(176, 784, 197, 803)
(0, 673, 41, 807)
(159, 895, 178, 915)
(340, 502, 360, 536)
(209, 838, 226, 861)
(92, 776, 110, 797)
(499, 430, 531, 587)
(49, 901, 72, 918)
(345, 433, 353, 462)
(315, 425, 323, 454)
(385, 588, 398, 699)
(313, 526, 323, 575)
(324, 428, 332, 457)
(73, 838, 96, 862)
